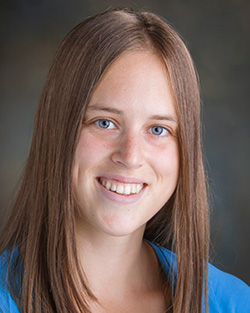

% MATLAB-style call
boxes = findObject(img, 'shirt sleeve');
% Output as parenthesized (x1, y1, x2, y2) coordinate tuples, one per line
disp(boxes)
(0, 250, 20, 313)
(0, 288, 20, 313)
(207, 263, 250, 313)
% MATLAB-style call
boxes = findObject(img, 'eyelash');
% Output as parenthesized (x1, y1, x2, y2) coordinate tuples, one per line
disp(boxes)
(94, 119, 170, 136)
(94, 119, 116, 129)
(149, 126, 169, 136)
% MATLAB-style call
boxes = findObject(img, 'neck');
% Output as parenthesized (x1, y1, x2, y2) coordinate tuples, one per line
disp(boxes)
(74, 222, 170, 312)
(75, 223, 158, 298)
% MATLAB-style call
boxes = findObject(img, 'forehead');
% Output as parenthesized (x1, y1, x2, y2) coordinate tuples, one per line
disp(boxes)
(98, 50, 169, 88)
(87, 50, 177, 118)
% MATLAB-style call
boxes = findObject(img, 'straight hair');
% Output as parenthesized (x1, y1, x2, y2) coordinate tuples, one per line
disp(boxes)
(0, 8, 209, 313)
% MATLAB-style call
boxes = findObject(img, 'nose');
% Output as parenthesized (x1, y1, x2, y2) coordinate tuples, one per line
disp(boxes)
(111, 132, 143, 169)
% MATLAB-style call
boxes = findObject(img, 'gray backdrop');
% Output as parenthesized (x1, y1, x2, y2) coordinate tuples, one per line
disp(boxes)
(1, 0, 249, 285)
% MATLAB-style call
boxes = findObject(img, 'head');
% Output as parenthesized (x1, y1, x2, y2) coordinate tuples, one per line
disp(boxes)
(3, 8, 208, 313)
(72, 49, 180, 240)
(33, 7, 202, 241)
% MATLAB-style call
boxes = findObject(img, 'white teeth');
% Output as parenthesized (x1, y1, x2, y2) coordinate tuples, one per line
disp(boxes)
(131, 185, 137, 194)
(138, 185, 143, 193)
(124, 185, 131, 195)
(116, 185, 124, 194)
(106, 181, 111, 190)
(99, 178, 144, 196)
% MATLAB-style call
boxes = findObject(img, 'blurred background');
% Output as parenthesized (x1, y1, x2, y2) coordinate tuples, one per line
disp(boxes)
(0, 0, 249, 284)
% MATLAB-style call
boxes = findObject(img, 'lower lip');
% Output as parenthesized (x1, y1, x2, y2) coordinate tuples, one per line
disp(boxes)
(96, 179, 147, 204)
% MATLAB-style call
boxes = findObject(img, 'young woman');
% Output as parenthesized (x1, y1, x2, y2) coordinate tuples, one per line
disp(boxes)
(0, 8, 249, 313)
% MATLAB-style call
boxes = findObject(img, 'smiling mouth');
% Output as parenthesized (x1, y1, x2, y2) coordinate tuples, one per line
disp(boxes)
(97, 177, 146, 196)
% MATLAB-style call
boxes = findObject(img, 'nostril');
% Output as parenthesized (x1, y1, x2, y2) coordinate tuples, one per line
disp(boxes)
(110, 138, 143, 169)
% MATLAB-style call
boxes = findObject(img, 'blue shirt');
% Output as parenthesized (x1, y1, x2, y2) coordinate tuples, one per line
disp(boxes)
(0, 243, 249, 312)
(148, 241, 250, 312)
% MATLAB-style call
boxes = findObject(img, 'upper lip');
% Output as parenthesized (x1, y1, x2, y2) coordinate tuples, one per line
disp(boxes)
(97, 173, 147, 184)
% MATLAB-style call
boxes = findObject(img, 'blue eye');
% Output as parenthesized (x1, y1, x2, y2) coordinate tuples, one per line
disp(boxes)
(95, 119, 116, 129)
(150, 126, 168, 136)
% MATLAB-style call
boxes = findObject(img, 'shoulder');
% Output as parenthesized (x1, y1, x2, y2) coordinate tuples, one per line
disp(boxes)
(207, 263, 250, 313)
(145, 240, 176, 285)
(147, 241, 250, 313)
(0, 248, 21, 313)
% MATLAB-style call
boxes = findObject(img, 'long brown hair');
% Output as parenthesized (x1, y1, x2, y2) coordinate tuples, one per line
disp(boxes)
(0, 8, 209, 313)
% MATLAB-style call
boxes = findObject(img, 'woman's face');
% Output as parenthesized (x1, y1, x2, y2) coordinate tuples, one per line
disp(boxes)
(73, 50, 179, 238)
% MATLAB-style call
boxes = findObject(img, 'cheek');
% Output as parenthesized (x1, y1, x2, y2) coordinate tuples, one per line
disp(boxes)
(152, 144, 179, 179)
(151, 145, 179, 209)
(73, 132, 113, 178)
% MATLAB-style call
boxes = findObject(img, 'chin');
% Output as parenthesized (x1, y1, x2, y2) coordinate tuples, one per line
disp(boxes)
(95, 217, 146, 238)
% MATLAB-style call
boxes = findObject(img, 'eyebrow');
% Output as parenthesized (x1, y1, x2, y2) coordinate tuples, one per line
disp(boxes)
(86, 104, 122, 115)
(87, 104, 177, 123)
(149, 114, 177, 123)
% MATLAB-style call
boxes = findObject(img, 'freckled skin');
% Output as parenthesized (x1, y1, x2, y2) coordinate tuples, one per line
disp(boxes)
(73, 50, 179, 239)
